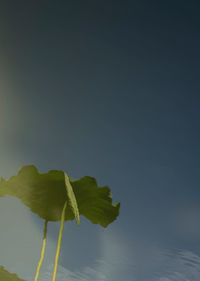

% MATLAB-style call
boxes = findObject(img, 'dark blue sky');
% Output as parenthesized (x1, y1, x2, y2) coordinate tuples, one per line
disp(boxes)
(0, 1, 200, 280)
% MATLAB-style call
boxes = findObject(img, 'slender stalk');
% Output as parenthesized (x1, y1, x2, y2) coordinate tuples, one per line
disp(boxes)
(34, 219, 48, 281)
(52, 201, 67, 281)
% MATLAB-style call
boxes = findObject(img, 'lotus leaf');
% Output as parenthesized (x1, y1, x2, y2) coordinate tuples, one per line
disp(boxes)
(0, 165, 120, 226)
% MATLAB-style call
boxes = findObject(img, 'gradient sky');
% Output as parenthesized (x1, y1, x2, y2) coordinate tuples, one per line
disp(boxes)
(0, 1, 200, 280)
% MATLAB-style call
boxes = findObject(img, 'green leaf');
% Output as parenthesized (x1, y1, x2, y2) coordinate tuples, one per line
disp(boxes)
(0, 165, 120, 226)
(71, 176, 120, 227)
(0, 266, 26, 281)
(0, 166, 75, 221)
(0, 177, 6, 196)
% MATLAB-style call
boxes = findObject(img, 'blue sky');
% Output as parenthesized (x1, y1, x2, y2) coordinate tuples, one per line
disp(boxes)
(0, 1, 200, 280)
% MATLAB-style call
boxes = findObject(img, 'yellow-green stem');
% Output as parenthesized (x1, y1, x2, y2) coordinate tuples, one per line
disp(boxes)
(52, 201, 67, 281)
(34, 219, 48, 281)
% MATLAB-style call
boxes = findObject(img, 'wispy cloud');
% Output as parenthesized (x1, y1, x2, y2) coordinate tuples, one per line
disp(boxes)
(42, 263, 107, 281)
(151, 250, 200, 281)
(40, 248, 200, 281)
(39, 227, 200, 281)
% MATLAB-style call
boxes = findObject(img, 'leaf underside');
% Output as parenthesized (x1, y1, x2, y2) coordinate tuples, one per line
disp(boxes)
(64, 173, 80, 224)
(0, 165, 120, 227)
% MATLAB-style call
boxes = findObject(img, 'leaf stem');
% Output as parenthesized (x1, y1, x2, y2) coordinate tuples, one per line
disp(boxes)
(34, 219, 48, 281)
(52, 201, 67, 281)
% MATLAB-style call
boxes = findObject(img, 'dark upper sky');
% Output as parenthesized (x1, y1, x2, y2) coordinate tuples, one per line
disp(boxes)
(0, 1, 200, 280)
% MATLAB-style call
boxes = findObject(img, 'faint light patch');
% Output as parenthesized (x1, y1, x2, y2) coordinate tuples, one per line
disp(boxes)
(41, 228, 134, 281)
(98, 228, 134, 280)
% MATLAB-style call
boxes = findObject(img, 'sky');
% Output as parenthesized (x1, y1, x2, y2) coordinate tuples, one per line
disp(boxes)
(0, 1, 200, 280)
